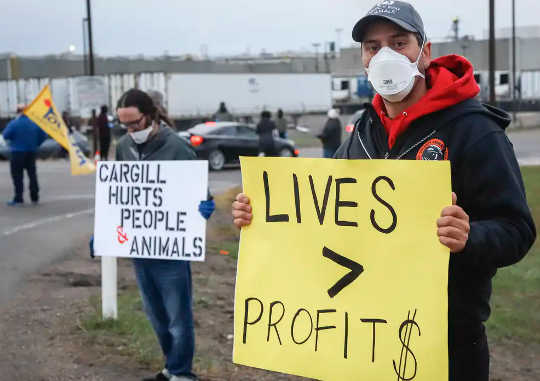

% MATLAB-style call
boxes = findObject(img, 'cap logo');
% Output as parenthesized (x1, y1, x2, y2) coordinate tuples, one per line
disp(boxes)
(369, 1, 400, 15)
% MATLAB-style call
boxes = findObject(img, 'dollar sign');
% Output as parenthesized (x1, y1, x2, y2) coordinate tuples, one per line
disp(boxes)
(393, 309, 421, 381)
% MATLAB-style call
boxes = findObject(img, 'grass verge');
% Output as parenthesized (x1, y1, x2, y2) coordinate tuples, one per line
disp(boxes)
(486, 166, 540, 343)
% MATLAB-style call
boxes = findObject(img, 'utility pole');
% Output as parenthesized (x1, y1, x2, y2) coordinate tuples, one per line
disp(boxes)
(512, 0, 516, 103)
(86, 0, 95, 76)
(452, 17, 459, 41)
(488, 0, 496, 104)
(85, 0, 99, 163)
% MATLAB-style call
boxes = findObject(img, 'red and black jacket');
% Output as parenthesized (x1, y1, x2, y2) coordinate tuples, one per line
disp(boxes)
(334, 56, 536, 331)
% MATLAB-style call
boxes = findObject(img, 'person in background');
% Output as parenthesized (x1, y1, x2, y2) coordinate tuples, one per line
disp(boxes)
(317, 108, 342, 158)
(62, 111, 74, 134)
(256, 110, 277, 157)
(275, 108, 288, 139)
(115, 89, 214, 381)
(97, 105, 111, 160)
(212, 101, 234, 122)
(3, 104, 47, 206)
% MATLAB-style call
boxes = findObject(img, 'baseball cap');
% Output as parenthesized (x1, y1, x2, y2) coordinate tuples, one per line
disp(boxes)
(352, 1, 425, 42)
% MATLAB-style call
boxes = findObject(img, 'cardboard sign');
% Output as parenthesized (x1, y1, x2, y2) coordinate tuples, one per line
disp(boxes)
(94, 161, 208, 261)
(233, 157, 451, 381)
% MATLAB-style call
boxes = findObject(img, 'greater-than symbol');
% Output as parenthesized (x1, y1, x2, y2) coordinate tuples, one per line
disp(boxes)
(322, 246, 364, 298)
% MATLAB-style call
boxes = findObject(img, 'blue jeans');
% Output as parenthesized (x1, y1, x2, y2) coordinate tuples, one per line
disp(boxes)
(133, 259, 195, 377)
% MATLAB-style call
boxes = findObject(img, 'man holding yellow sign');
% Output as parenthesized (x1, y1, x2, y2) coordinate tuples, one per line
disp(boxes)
(232, 2, 536, 380)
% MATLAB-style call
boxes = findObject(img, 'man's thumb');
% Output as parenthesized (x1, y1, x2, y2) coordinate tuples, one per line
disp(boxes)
(452, 192, 457, 205)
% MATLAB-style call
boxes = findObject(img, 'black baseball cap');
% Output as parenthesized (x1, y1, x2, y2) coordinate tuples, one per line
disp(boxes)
(352, 1, 425, 42)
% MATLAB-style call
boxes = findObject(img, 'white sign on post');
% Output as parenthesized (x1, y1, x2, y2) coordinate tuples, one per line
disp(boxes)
(94, 161, 208, 261)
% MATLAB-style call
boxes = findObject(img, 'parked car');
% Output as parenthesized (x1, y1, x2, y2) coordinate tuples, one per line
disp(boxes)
(345, 108, 366, 133)
(0, 130, 91, 160)
(179, 122, 299, 170)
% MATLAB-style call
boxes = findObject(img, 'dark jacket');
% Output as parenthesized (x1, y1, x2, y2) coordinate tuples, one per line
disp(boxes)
(256, 119, 276, 155)
(97, 112, 110, 142)
(116, 124, 196, 161)
(318, 118, 342, 150)
(335, 98, 536, 329)
(3, 115, 47, 152)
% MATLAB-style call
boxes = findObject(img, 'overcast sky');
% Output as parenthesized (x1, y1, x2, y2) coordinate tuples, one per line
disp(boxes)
(1, 0, 539, 57)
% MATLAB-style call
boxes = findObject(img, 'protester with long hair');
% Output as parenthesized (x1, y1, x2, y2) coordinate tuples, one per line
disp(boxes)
(115, 88, 214, 381)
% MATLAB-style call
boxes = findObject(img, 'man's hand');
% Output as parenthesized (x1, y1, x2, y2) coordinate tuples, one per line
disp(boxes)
(437, 192, 470, 253)
(232, 193, 252, 228)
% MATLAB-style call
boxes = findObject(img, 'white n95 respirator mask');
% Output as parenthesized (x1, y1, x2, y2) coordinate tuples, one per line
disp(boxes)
(129, 124, 154, 144)
(366, 42, 425, 103)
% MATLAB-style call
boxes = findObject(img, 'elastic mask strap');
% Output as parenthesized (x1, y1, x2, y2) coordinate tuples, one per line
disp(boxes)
(413, 35, 426, 79)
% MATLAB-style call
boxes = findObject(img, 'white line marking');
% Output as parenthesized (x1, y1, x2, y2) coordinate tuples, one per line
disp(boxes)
(2, 208, 93, 236)
(43, 194, 95, 202)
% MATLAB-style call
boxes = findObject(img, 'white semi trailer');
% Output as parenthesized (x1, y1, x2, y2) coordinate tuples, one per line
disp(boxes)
(0, 72, 332, 120)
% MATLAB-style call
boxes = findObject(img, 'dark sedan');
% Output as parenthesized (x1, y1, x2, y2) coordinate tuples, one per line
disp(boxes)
(179, 122, 299, 170)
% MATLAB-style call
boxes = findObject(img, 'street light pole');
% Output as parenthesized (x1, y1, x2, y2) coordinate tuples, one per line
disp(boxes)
(86, 0, 95, 76)
(312, 43, 321, 73)
(82, 18, 88, 75)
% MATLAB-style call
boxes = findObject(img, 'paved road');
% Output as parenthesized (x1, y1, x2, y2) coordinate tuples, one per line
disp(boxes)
(506, 128, 540, 165)
(0, 128, 538, 305)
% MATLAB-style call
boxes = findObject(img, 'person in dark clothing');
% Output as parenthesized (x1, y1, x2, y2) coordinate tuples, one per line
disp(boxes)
(97, 105, 111, 160)
(3, 105, 48, 206)
(114, 89, 214, 381)
(317, 108, 342, 158)
(256, 110, 277, 156)
(231, 2, 536, 380)
(62, 111, 74, 133)
(275, 109, 288, 139)
(212, 101, 234, 122)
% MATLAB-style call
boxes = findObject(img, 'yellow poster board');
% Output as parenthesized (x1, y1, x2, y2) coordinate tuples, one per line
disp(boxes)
(24, 85, 95, 175)
(233, 157, 451, 381)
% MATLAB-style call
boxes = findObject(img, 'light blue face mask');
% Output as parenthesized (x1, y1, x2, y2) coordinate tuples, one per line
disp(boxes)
(366, 39, 425, 103)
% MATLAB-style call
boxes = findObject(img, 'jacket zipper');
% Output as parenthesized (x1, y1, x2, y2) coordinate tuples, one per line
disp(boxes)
(356, 129, 373, 159)
(395, 130, 437, 159)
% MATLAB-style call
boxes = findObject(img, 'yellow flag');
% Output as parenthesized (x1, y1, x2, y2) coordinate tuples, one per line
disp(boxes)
(67, 131, 97, 175)
(24, 85, 95, 175)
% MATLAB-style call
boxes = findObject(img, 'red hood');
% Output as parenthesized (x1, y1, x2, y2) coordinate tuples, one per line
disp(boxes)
(372, 54, 480, 149)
